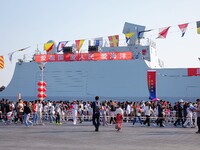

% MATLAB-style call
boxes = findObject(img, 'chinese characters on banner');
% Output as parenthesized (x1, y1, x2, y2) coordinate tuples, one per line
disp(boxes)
(147, 70, 156, 100)
(188, 68, 200, 76)
(35, 52, 132, 62)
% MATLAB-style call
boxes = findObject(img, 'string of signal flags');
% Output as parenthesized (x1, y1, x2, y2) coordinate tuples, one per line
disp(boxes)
(46, 20, 200, 53)
(0, 20, 200, 71)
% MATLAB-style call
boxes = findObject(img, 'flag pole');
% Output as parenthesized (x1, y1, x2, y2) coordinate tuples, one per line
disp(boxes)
(17, 93, 21, 101)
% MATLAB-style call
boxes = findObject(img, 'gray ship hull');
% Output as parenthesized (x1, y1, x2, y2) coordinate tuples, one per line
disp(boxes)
(0, 59, 200, 102)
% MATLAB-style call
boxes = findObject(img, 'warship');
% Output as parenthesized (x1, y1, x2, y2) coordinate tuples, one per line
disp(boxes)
(0, 22, 200, 102)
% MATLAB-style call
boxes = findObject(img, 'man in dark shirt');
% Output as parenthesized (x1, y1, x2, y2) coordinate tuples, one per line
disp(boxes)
(2, 99, 11, 124)
(91, 96, 101, 132)
(173, 99, 184, 127)
(157, 100, 165, 127)
(23, 101, 33, 127)
(5, 99, 10, 115)
(0, 98, 5, 121)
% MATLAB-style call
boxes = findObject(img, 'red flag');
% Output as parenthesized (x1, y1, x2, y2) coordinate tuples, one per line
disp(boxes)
(108, 35, 119, 47)
(178, 23, 188, 37)
(147, 70, 156, 99)
(157, 27, 170, 39)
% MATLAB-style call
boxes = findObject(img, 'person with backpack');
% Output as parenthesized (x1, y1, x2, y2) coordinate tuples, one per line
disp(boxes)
(91, 96, 101, 132)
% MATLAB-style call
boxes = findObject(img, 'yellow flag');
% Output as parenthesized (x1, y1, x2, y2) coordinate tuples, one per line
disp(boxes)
(197, 21, 200, 34)
(125, 32, 135, 38)
(125, 32, 135, 43)
(44, 43, 54, 52)
(75, 40, 85, 52)
(108, 35, 119, 47)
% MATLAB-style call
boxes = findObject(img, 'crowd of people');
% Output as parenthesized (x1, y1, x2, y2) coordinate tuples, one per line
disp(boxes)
(0, 97, 200, 133)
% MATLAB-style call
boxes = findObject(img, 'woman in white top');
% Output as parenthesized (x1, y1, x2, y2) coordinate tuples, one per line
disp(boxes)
(37, 100, 43, 125)
(72, 101, 78, 125)
(49, 104, 55, 123)
(143, 102, 153, 127)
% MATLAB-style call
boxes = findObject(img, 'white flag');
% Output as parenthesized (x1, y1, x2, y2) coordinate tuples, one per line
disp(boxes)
(93, 37, 103, 47)
(57, 41, 68, 52)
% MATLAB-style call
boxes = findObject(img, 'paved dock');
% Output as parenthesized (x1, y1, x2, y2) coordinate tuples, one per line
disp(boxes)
(0, 122, 199, 150)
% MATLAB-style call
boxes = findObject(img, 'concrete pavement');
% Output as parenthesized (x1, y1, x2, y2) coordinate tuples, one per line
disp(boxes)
(0, 122, 199, 150)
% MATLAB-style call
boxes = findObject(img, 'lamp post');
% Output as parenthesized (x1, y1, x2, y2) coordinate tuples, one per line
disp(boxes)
(38, 62, 46, 81)
(37, 62, 47, 101)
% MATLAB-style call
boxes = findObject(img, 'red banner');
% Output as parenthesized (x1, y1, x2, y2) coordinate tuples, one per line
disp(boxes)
(35, 52, 132, 62)
(188, 68, 200, 76)
(147, 70, 156, 100)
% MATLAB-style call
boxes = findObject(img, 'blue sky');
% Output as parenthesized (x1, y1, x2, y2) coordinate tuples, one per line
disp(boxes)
(0, 0, 200, 86)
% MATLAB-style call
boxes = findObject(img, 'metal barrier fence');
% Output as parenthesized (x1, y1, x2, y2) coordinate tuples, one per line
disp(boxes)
(0, 110, 192, 124)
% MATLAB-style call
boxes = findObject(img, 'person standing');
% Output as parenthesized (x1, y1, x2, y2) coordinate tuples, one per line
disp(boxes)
(115, 103, 124, 131)
(49, 104, 55, 123)
(37, 100, 43, 125)
(132, 102, 143, 126)
(72, 100, 78, 125)
(109, 100, 116, 124)
(125, 102, 131, 123)
(23, 102, 33, 127)
(173, 99, 184, 127)
(1, 99, 6, 123)
(183, 102, 194, 128)
(101, 102, 108, 126)
(192, 103, 197, 128)
(4, 99, 12, 125)
(78, 105, 83, 124)
(157, 100, 165, 127)
(43, 102, 49, 120)
(17, 99, 24, 124)
(55, 101, 62, 125)
(32, 100, 38, 125)
(195, 99, 200, 134)
(91, 96, 101, 132)
(143, 102, 153, 127)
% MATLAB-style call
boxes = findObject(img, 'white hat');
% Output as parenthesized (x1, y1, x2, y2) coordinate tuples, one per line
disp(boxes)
(179, 99, 184, 103)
